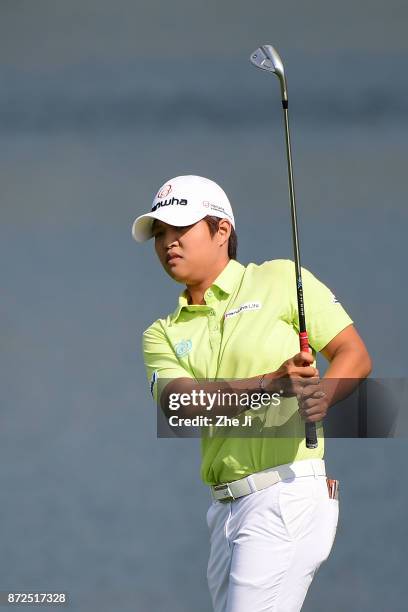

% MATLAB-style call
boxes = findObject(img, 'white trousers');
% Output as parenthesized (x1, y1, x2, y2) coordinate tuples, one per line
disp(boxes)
(206, 464, 339, 612)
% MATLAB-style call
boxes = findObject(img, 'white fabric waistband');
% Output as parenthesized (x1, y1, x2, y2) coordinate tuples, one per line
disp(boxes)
(211, 459, 326, 502)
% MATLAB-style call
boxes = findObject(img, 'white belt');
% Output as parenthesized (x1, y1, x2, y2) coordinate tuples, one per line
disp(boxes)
(210, 459, 326, 502)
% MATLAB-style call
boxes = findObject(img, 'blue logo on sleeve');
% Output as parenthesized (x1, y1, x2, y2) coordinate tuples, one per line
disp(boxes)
(150, 370, 158, 397)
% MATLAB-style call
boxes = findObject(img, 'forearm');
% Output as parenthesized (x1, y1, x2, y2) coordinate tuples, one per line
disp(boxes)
(160, 351, 321, 420)
(160, 375, 267, 419)
(322, 347, 372, 408)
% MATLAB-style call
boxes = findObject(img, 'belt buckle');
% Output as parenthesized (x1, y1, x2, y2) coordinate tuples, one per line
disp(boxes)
(213, 483, 235, 502)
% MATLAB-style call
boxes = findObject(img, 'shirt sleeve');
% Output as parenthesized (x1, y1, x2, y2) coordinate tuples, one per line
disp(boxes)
(285, 260, 354, 352)
(142, 321, 195, 403)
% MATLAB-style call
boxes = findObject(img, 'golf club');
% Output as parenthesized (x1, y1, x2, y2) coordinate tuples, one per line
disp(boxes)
(250, 44, 318, 449)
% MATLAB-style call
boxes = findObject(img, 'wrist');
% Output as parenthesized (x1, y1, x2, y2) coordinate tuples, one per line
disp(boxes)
(259, 373, 267, 393)
(259, 372, 278, 395)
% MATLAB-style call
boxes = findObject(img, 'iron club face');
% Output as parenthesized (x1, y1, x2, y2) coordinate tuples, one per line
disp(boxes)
(250, 45, 288, 102)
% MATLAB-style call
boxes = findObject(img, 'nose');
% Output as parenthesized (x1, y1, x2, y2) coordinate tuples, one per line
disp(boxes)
(164, 227, 180, 249)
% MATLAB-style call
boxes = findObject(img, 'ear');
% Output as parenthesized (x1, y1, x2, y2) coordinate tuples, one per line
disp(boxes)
(217, 219, 232, 247)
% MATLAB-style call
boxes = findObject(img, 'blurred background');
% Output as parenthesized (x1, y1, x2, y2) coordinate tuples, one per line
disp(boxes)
(0, 1, 407, 610)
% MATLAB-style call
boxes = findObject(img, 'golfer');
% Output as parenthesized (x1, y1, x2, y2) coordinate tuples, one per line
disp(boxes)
(132, 175, 371, 612)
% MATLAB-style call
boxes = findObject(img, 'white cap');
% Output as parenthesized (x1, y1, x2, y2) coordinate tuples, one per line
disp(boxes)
(131, 175, 235, 242)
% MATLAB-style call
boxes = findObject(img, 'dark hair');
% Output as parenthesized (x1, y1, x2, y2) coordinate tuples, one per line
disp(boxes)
(203, 215, 238, 260)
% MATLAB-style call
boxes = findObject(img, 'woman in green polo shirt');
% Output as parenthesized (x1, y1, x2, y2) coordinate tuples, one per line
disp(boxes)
(133, 175, 371, 612)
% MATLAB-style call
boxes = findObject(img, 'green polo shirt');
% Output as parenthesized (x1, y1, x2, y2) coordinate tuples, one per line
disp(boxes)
(142, 259, 353, 485)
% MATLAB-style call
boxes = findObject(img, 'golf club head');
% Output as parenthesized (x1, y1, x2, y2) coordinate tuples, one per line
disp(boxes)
(250, 45, 288, 101)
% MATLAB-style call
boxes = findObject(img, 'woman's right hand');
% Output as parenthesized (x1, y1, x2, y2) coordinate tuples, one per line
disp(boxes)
(263, 351, 321, 398)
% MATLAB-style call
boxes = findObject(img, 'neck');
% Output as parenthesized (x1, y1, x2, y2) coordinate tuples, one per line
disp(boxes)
(186, 258, 230, 305)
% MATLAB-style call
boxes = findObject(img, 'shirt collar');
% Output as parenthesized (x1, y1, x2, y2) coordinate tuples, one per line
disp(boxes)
(170, 259, 245, 323)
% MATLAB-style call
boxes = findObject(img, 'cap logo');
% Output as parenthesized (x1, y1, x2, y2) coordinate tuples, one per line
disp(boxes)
(202, 201, 210, 207)
(157, 184, 172, 198)
(207, 202, 233, 222)
(152, 197, 188, 212)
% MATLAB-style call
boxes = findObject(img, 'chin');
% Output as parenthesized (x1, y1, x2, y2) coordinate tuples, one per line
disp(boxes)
(164, 267, 189, 283)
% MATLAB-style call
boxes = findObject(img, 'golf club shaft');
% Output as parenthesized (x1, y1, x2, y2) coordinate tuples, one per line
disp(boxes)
(281, 102, 318, 449)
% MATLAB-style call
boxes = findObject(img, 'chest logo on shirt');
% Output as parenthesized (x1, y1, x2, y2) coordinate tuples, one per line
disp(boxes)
(174, 339, 192, 357)
(224, 301, 262, 319)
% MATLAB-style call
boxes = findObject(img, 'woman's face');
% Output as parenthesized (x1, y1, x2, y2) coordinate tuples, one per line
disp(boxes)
(152, 218, 227, 284)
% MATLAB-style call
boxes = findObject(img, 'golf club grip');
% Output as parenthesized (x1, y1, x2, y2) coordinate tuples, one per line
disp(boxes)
(299, 331, 309, 352)
(305, 422, 317, 449)
(299, 331, 318, 448)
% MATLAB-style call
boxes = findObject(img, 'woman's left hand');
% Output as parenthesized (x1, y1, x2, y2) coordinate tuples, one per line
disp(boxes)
(297, 382, 329, 422)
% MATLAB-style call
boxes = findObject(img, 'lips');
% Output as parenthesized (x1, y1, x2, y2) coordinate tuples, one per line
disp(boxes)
(166, 253, 182, 264)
